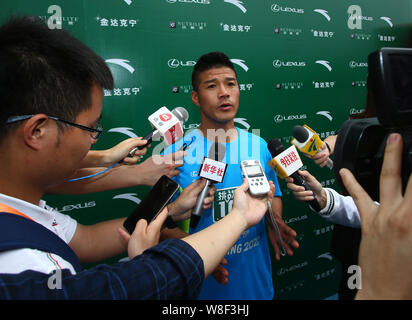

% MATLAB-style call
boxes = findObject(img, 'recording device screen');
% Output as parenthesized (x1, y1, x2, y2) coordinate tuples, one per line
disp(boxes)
(123, 175, 180, 234)
(245, 165, 263, 177)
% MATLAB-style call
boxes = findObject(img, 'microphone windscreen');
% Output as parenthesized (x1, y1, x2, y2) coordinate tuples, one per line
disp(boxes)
(267, 138, 285, 157)
(172, 107, 189, 123)
(293, 125, 309, 142)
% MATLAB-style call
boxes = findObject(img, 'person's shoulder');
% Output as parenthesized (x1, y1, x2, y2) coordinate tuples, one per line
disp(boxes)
(237, 127, 268, 144)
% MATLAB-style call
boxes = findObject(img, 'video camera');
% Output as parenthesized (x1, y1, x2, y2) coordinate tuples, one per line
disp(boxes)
(334, 47, 412, 201)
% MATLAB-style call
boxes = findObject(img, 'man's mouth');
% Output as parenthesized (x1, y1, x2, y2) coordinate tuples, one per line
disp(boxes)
(218, 103, 232, 111)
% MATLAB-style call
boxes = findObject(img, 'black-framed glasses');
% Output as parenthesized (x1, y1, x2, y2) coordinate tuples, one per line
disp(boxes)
(6, 114, 103, 140)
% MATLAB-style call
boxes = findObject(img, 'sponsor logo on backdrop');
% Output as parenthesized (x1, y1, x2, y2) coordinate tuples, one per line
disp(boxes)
(167, 58, 196, 68)
(274, 114, 307, 124)
(274, 27, 303, 37)
(124, 0, 132, 5)
(224, 0, 247, 13)
(315, 60, 332, 72)
(108, 127, 138, 138)
(58, 201, 96, 212)
(313, 9, 331, 21)
(231, 59, 249, 72)
(112, 193, 141, 204)
(276, 260, 309, 276)
(351, 80, 367, 87)
(272, 59, 306, 68)
(220, 23, 252, 33)
(96, 17, 139, 28)
(166, 0, 210, 4)
(271, 4, 304, 14)
(275, 82, 304, 90)
(310, 29, 335, 38)
(104, 87, 142, 97)
(312, 81, 336, 89)
(347, 5, 373, 30)
(349, 107, 365, 115)
(316, 111, 333, 121)
(284, 214, 308, 225)
(317, 252, 334, 261)
(314, 224, 334, 236)
(380, 16, 393, 27)
(314, 268, 336, 281)
(278, 280, 305, 295)
(349, 61, 368, 69)
(106, 59, 135, 74)
(39, 5, 79, 29)
(234, 118, 250, 130)
(170, 21, 207, 31)
(378, 35, 396, 42)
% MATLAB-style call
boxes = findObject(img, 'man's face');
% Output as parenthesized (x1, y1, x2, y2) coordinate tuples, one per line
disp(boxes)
(54, 84, 103, 179)
(192, 67, 240, 127)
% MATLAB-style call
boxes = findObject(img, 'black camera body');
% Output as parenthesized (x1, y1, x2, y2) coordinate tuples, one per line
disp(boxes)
(334, 47, 412, 201)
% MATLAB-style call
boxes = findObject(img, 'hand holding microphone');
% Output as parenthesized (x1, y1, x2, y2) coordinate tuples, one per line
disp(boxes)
(285, 170, 327, 211)
(292, 125, 333, 169)
(128, 106, 189, 157)
(267, 138, 322, 212)
(190, 142, 227, 229)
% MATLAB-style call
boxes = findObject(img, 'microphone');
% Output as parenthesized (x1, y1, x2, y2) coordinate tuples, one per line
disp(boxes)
(128, 106, 189, 157)
(267, 138, 321, 212)
(291, 125, 333, 169)
(190, 142, 227, 229)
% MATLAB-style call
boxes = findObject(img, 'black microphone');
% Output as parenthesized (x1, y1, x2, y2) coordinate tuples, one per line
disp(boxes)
(190, 143, 226, 229)
(267, 138, 321, 212)
(128, 107, 189, 157)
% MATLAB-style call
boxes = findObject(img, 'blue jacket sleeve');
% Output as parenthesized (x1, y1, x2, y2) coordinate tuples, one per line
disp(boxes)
(0, 239, 204, 300)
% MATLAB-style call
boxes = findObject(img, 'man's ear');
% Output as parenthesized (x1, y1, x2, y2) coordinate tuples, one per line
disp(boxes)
(191, 90, 200, 107)
(22, 114, 51, 150)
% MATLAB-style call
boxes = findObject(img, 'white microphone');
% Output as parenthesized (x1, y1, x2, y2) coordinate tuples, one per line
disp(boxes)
(128, 106, 189, 157)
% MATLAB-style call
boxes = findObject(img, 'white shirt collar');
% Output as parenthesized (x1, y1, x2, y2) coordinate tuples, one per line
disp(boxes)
(0, 193, 56, 228)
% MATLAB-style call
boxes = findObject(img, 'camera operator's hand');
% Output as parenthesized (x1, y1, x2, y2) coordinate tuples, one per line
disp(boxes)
(285, 170, 327, 210)
(341, 133, 412, 300)
(167, 179, 216, 221)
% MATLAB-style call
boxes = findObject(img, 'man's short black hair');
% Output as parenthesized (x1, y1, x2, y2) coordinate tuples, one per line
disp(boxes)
(0, 16, 114, 139)
(191, 51, 237, 92)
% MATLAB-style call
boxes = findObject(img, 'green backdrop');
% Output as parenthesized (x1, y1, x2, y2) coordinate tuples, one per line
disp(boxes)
(1, 0, 411, 300)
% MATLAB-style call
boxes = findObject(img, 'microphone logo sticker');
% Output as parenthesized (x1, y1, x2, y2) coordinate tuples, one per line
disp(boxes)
(160, 113, 172, 122)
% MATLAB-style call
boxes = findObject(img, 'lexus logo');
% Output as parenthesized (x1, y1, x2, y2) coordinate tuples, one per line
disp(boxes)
(167, 58, 196, 68)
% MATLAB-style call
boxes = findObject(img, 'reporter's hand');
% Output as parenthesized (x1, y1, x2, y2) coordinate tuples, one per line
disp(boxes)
(106, 137, 148, 165)
(341, 133, 412, 300)
(232, 179, 275, 229)
(168, 179, 216, 221)
(118, 207, 168, 259)
(286, 170, 326, 209)
(308, 142, 330, 167)
(137, 151, 186, 186)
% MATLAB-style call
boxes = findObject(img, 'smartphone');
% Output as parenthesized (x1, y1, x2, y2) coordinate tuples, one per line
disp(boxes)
(240, 160, 270, 196)
(123, 175, 180, 234)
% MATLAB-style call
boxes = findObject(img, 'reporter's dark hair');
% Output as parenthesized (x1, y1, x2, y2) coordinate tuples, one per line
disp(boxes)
(0, 16, 113, 138)
(191, 51, 236, 92)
